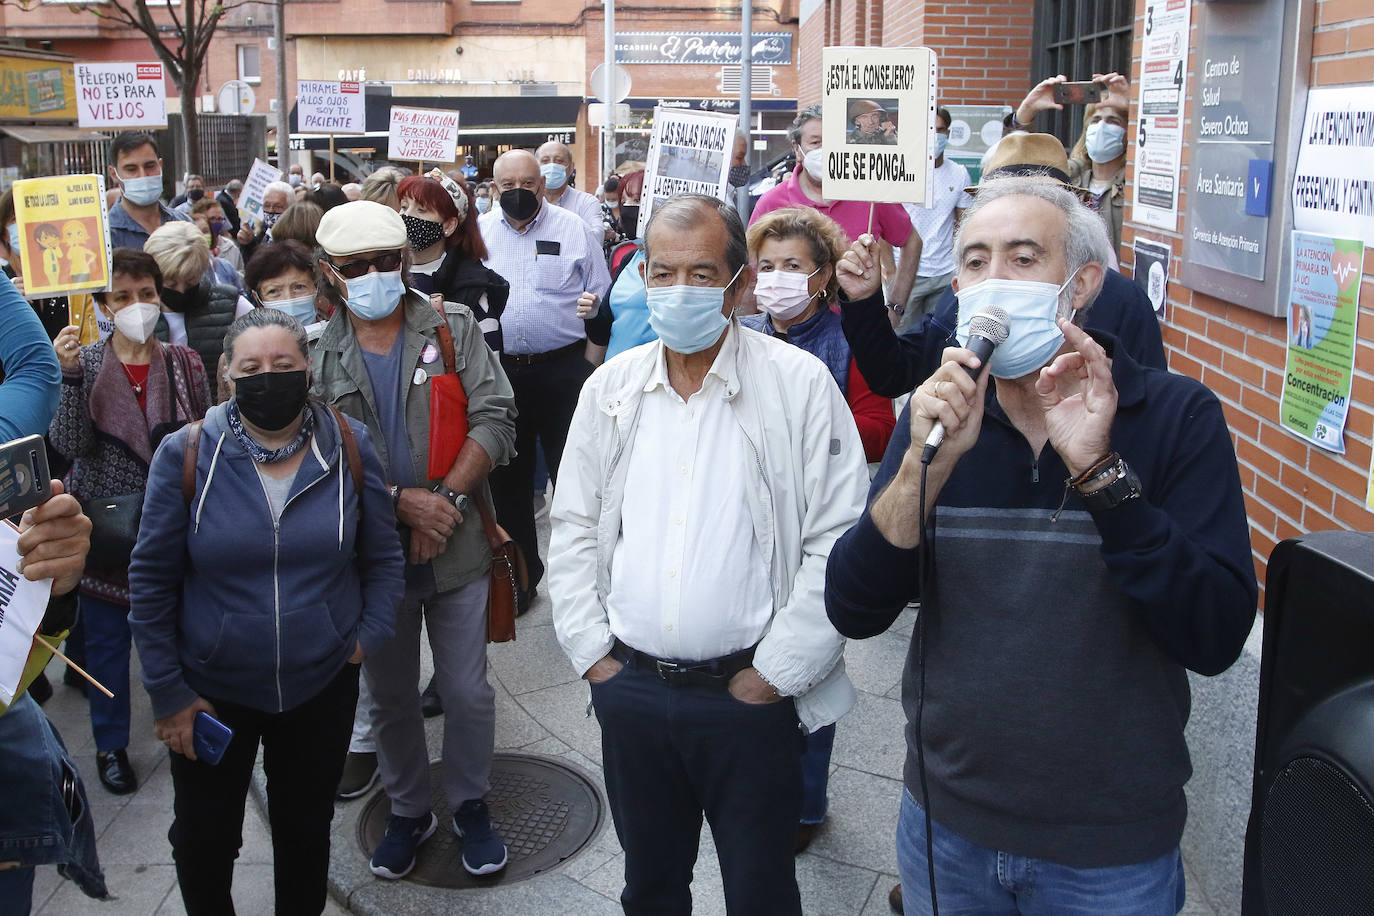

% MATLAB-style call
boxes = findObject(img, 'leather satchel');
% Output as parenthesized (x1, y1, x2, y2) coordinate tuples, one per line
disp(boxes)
(81, 492, 143, 571)
(475, 491, 526, 643)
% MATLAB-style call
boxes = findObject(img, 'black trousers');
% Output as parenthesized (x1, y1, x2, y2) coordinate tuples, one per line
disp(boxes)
(591, 662, 806, 916)
(489, 346, 593, 586)
(168, 664, 359, 916)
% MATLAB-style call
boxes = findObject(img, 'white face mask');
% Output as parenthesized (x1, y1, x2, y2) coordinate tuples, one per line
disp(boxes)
(955, 271, 1080, 379)
(265, 292, 318, 324)
(112, 300, 162, 344)
(755, 266, 822, 321)
(801, 148, 826, 183)
(1084, 121, 1126, 164)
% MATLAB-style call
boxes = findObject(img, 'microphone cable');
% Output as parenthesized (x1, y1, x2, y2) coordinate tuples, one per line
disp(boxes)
(914, 456, 939, 916)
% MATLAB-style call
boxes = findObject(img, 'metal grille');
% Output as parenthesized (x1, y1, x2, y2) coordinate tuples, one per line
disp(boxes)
(1261, 755, 1374, 915)
(196, 114, 259, 187)
(1032, 0, 1134, 145)
(719, 66, 777, 96)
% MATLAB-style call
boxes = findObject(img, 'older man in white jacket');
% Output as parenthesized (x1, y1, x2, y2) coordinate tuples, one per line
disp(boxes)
(550, 194, 869, 915)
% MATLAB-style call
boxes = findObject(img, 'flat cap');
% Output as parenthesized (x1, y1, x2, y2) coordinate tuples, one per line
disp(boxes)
(315, 199, 406, 256)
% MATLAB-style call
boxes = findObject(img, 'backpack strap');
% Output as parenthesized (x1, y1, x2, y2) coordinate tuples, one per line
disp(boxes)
(426, 297, 460, 376)
(182, 419, 204, 507)
(609, 240, 639, 287)
(328, 404, 364, 493)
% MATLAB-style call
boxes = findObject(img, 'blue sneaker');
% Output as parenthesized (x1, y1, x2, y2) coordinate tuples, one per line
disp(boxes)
(452, 799, 508, 875)
(370, 811, 437, 879)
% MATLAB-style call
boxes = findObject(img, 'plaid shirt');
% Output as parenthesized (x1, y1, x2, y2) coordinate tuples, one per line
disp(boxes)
(478, 201, 611, 356)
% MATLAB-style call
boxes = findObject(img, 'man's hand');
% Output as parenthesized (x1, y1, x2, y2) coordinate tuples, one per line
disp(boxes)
(728, 667, 782, 704)
(584, 653, 624, 685)
(1036, 319, 1117, 477)
(576, 291, 600, 319)
(408, 528, 448, 566)
(17, 481, 90, 596)
(907, 347, 991, 467)
(349, 640, 364, 664)
(155, 696, 217, 761)
(1015, 74, 1068, 125)
(836, 233, 882, 301)
(396, 488, 461, 542)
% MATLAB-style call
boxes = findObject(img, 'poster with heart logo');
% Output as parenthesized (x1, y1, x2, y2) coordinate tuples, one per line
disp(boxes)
(1280, 231, 1364, 453)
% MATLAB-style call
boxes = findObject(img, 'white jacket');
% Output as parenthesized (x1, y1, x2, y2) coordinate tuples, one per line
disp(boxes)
(549, 323, 870, 732)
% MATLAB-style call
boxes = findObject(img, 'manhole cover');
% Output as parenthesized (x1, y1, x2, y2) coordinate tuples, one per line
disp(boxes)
(357, 752, 606, 887)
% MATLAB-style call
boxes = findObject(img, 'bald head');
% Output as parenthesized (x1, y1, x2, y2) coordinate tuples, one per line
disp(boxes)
(536, 142, 573, 168)
(493, 149, 541, 185)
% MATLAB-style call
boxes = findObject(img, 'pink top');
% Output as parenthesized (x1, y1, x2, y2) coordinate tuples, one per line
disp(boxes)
(750, 166, 915, 248)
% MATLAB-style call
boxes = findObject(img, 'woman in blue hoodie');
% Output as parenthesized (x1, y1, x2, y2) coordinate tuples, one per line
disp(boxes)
(129, 308, 404, 915)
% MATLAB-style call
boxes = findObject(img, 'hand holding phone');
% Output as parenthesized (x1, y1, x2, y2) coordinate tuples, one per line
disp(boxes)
(0, 434, 50, 519)
(193, 711, 234, 766)
(1052, 81, 1106, 106)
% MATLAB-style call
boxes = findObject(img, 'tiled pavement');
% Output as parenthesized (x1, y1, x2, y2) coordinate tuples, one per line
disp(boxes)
(28, 503, 1224, 915)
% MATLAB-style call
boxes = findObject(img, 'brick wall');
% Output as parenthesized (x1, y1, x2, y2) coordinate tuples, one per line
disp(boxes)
(1122, 0, 1374, 601)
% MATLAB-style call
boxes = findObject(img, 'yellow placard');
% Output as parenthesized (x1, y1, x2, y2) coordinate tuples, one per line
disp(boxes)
(12, 175, 111, 300)
(0, 54, 77, 122)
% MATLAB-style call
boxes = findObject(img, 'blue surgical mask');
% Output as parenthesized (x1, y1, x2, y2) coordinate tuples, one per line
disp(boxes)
(540, 163, 568, 191)
(1084, 121, 1126, 164)
(475, 197, 491, 214)
(121, 174, 163, 207)
(934, 133, 949, 159)
(5, 223, 19, 254)
(645, 266, 744, 355)
(339, 269, 406, 321)
(265, 292, 318, 324)
(955, 271, 1080, 379)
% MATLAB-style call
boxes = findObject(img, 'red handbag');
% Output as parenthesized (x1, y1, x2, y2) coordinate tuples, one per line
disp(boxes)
(426, 320, 468, 480)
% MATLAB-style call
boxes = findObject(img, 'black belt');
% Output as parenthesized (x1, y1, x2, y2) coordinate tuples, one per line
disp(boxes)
(611, 638, 757, 689)
(500, 340, 583, 367)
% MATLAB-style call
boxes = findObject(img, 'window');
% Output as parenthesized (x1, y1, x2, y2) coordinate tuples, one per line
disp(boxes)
(1032, 0, 1133, 145)
(237, 45, 261, 85)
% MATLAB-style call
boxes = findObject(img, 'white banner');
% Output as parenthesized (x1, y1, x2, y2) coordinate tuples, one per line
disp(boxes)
(0, 521, 55, 707)
(637, 107, 736, 238)
(237, 158, 283, 227)
(820, 46, 937, 205)
(74, 61, 168, 129)
(297, 80, 365, 134)
(388, 107, 460, 163)
(1132, 0, 1191, 230)
(1292, 86, 1374, 248)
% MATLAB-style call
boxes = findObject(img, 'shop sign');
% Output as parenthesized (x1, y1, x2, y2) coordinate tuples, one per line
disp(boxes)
(615, 32, 792, 66)
(0, 54, 76, 121)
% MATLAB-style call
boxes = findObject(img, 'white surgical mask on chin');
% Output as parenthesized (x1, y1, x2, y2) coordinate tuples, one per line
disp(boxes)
(801, 149, 826, 183)
(955, 270, 1081, 379)
(112, 301, 162, 344)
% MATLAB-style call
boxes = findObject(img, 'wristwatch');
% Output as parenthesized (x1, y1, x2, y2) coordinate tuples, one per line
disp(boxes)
(1075, 456, 1141, 511)
(886, 301, 905, 316)
(388, 484, 401, 509)
(433, 484, 472, 514)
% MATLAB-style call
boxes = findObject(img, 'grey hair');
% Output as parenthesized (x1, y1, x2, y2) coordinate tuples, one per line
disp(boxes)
(787, 104, 823, 145)
(954, 176, 1110, 316)
(263, 180, 293, 200)
(644, 194, 748, 278)
(223, 306, 309, 366)
(360, 167, 405, 207)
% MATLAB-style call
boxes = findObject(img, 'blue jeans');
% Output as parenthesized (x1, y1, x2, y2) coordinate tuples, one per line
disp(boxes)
(896, 788, 1185, 915)
(80, 594, 131, 752)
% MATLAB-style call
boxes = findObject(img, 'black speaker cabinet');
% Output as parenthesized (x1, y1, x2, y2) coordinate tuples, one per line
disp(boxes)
(1242, 531, 1374, 915)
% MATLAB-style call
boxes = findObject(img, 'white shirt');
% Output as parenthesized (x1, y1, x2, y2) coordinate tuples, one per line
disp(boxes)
(552, 185, 605, 235)
(606, 329, 773, 662)
(902, 157, 973, 277)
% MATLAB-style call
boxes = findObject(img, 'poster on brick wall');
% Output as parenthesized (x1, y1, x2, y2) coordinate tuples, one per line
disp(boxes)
(1132, 0, 1190, 230)
(1292, 86, 1374, 248)
(1279, 231, 1364, 454)
(636, 107, 736, 239)
(820, 46, 937, 206)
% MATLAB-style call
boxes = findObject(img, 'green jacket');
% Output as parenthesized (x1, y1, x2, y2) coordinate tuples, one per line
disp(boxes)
(311, 291, 517, 592)
(1067, 158, 1124, 254)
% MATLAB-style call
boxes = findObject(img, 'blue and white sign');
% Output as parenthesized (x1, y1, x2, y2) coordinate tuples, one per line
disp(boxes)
(615, 32, 792, 66)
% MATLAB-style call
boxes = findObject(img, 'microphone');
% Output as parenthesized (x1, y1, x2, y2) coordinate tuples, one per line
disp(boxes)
(920, 305, 1010, 465)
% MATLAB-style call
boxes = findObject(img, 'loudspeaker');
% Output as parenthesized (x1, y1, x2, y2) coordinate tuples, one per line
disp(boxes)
(1242, 531, 1374, 915)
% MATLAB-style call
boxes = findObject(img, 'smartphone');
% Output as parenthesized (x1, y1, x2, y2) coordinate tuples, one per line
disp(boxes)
(193, 711, 234, 765)
(0, 434, 50, 519)
(1053, 80, 1106, 105)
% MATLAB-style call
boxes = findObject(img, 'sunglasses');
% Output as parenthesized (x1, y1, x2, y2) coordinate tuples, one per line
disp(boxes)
(328, 251, 403, 280)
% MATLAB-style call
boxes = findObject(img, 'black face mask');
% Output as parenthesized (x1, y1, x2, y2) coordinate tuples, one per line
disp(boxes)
(159, 285, 194, 313)
(499, 188, 539, 222)
(233, 370, 309, 431)
(402, 212, 446, 252)
(727, 164, 750, 188)
(618, 205, 640, 237)
(187, 188, 206, 202)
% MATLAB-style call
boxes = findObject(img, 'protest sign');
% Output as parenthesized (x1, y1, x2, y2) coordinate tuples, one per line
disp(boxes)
(297, 80, 365, 134)
(11, 174, 111, 300)
(1292, 86, 1374, 247)
(1279, 231, 1364, 453)
(820, 46, 937, 205)
(0, 520, 55, 708)
(74, 61, 167, 129)
(388, 107, 460, 164)
(237, 158, 283, 228)
(636, 107, 736, 238)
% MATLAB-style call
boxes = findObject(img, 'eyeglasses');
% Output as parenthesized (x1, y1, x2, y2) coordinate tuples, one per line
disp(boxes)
(327, 252, 403, 279)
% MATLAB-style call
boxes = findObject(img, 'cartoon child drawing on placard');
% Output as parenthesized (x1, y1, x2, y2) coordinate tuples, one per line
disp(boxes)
(63, 220, 96, 283)
(34, 223, 62, 287)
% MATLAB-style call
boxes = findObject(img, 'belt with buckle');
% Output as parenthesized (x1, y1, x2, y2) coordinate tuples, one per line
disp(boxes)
(611, 638, 757, 689)
(500, 340, 583, 367)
